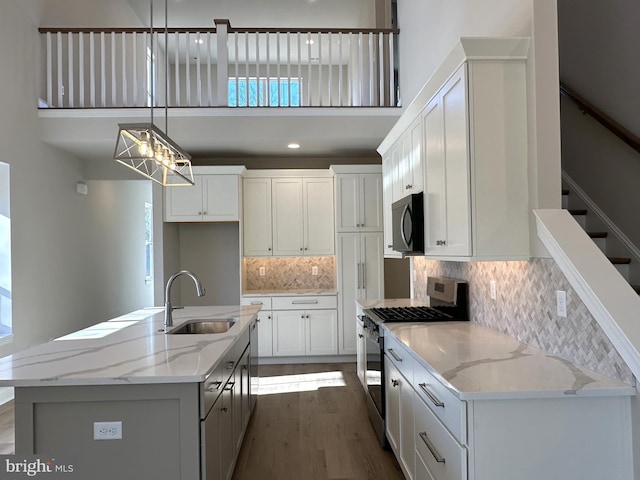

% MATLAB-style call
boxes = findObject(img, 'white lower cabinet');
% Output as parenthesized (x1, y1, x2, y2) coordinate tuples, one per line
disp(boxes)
(245, 295, 338, 358)
(356, 315, 366, 389)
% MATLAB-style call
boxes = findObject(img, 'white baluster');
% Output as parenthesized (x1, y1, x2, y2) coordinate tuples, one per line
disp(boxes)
(286, 32, 291, 106)
(317, 32, 322, 106)
(369, 32, 374, 107)
(100, 32, 106, 107)
(89, 32, 95, 107)
(338, 32, 343, 107)
(79, 32, 85, 107)
(132, 32, 137, 106)
(68, 32, 74, 108)
(244, 32, 249, 107)
(122, 32, 128, 106)
(297, 32, 302, 106)
(57, 32, 63, 107)
(196, 32, 202, 107)
(358, 32, 363, 107)
(328, 32, 332, 106)
(389, 32, 395, 106)
(111, 32, 117, 106)
(206, 31, 212, 106)
(186, 32, 191, 106)
(307, 32, 312, 106)
(234, 31, 239, 107)
(174, 31, 180, 106)
(378, 33, 384, 107)
(255, 32, 260, 106)
(215, 20, 229, 107)
(46, 32, 52, 107)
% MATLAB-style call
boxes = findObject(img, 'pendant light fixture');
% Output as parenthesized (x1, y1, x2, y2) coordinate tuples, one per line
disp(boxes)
(113, 0, 194, 186)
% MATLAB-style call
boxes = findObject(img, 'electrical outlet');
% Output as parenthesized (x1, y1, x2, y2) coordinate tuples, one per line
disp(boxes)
(556, 290, 567, 317)
(94, 421, 122, 440)
(490, 280, 497, 300)
(259, 267, 266, 277)
(311, 266, 318, 276)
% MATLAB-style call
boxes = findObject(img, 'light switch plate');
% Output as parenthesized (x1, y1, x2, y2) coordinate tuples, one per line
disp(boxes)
(490, 280, 497, 300)
(312, 266, 318, 276)
(259, 267, 266, 277)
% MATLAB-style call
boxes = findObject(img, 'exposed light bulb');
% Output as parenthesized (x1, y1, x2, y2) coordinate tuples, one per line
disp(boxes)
(139, 131, 149, 156)
(155, 143, 163, 162)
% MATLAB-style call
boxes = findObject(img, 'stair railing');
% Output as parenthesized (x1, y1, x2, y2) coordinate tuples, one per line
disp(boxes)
(560, 82, 640, 155)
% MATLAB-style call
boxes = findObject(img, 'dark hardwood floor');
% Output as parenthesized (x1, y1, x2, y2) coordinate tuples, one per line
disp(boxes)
(0, 363, 403, 479)
(233, 363, 404, 480)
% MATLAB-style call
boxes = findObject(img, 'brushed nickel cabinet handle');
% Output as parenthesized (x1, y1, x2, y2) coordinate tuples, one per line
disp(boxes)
(418, 383, 445, 408)
(292, 300, 319, 304)
(419, 432, 445, 464)
(388, 348, 403, 362)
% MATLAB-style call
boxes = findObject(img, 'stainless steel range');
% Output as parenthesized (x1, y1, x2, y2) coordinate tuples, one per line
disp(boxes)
(361, 276, 469, 448)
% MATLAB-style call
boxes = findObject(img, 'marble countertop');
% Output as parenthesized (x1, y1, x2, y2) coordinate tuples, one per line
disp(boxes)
(383, 321, 635, 400)
(243, 289, 337, 296)
(0, 305, 260, 387)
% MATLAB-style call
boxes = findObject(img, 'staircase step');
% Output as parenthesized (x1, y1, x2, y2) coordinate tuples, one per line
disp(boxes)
(569, 209, 587, 216)
(608, 257, 632, 265)
(587, 231, 608, 239)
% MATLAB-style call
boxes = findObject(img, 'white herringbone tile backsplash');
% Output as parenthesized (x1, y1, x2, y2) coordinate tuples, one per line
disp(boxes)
(413, 258, 634, 384)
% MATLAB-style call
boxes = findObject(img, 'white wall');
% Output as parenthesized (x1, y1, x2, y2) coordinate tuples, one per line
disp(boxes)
(85, 180, 154, 319)
(0, 1, 157, 360)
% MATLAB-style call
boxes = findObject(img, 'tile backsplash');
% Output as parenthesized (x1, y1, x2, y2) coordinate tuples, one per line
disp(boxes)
(243, 256, 336, 291)
(413, 257, 634, 384)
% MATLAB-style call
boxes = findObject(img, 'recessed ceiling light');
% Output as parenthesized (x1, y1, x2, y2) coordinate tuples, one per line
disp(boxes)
(288, 143, 301, 149)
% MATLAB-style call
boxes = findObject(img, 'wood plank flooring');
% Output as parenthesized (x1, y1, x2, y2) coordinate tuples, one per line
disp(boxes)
(232, 363, 404, 480)
(0, 363, 403, 479)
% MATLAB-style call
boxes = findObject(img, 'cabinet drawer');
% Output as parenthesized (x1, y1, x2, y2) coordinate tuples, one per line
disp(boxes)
(414, 361, 466, 444)
(384, 333, 414, 383)
(415, 394, 467, 480)
(272, 295, 337, 310)
(241, 296, 273, 310)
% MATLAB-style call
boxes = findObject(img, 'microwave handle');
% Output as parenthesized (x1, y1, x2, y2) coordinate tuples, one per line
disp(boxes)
(400, 204, 412, 248)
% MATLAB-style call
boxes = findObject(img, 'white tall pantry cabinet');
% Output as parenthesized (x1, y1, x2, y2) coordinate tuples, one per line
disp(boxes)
(333, 166, 385, 356)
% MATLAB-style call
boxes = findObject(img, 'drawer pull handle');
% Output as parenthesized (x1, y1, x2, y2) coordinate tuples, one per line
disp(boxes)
(419, 383, 444, 408)
(207, 381, 222, 392)
(250, 301, 263, 305)
(388, 348, 403, 362)
(419, 432, 445, 464)
(292, 300, 319, 304)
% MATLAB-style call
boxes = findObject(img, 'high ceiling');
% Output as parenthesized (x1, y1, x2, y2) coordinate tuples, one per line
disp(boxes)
(26, 0, 398, 163)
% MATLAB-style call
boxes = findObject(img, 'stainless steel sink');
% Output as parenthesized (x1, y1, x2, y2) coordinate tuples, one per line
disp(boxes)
(168, 319, 237, 335)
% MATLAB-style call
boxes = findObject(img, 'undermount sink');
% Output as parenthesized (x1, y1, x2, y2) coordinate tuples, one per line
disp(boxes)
(168, 318, 238, 335)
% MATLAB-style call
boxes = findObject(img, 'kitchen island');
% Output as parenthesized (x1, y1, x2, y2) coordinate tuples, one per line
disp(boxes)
(358, 297, 635, 480)
(0, 305, 261, 480)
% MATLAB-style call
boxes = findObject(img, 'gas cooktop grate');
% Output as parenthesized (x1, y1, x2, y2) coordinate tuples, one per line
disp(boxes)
(368, 306, 457, 322)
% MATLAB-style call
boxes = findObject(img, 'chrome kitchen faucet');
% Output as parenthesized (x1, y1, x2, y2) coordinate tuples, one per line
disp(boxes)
(164, 270, 206, 330)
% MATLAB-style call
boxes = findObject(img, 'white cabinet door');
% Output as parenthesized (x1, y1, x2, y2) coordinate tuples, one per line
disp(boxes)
(305, 310, 338, 355)
(391, 142, 404, 203)
(360, 173, 383, 231)
(336, 174, 382, 233)
(164, 175, 204, 221)
(361, 232, 384, 300)
(272, 311, 306, 356)
(257, 311, 273, 357)
(399, 374, 415, 480)
(382, 156, 400, 258)
(335, 174, 360, 232)
(337, 233, 359, 355)
(423, 66, 471, 257)
(356, 318, 366, 389)
(202, 175, 239, 222)
(303, 177, 335, 255)
(408, 118, 423, 194)
(272, 178, 304, 256)
(337, 232, 384, 355)
(385, 360, 401, 455)
(243, 178, 273, 256)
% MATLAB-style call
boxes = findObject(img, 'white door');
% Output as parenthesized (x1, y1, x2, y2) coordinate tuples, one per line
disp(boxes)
(272, 178, 304, 256)
(202, 175, 239, 222)
(305, 310, 338, 355)
(303, 177, 335, 255)
(272, 310, 306, 356)
(337, 233, 360, 355)
(360, 173, 383, 231)
(164, 174, 204, 221)
(243, 178, 273, 256)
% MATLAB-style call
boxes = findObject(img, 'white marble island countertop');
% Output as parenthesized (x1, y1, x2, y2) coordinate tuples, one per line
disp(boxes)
(0, 305, 260, 387)
(383, 321, 635, 401)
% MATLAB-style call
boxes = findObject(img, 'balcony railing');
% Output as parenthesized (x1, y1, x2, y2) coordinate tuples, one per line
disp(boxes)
(39, 20, 399, 109)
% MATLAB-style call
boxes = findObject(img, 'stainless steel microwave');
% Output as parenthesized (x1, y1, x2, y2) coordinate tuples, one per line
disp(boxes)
(391, 192, 424, 255)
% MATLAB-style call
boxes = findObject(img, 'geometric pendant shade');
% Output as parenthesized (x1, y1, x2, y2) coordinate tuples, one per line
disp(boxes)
(114, 123, 194, 186)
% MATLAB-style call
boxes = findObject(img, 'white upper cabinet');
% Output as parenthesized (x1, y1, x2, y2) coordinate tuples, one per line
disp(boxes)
(378, 38, 531, 261)
(242, 178, 273, 256)
(335, 173, 383, 233)
(164, 167, 244, 222)
(243, 171, 334, 257)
